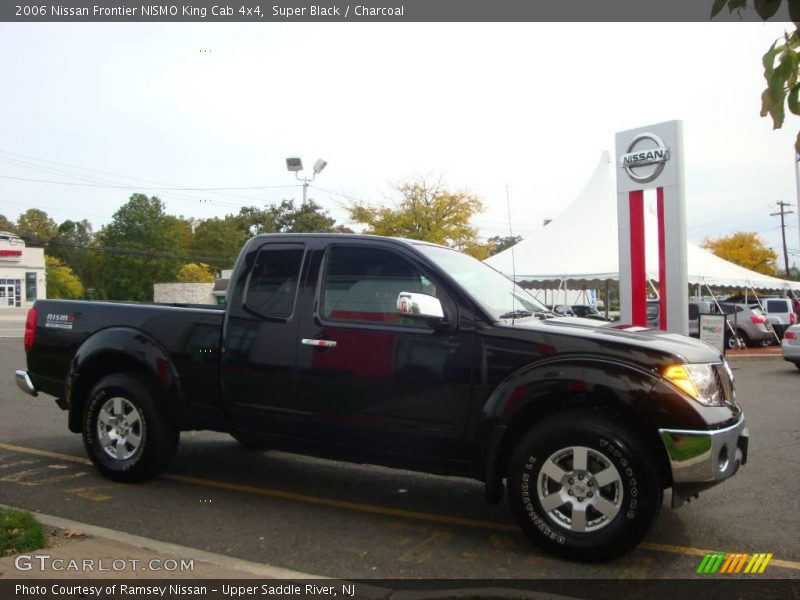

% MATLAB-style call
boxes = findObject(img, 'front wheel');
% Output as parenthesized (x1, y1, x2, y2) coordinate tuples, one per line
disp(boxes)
(82, 372, 179, 483)
(507, 412, 662, 562)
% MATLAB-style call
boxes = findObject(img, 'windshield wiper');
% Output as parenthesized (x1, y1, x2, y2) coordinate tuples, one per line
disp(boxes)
(499, 309, 534, 320)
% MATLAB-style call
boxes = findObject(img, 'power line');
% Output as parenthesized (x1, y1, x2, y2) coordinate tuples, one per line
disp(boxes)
(26, 236, 238, 264)
(0, 174, 299, 192)
(0, 149, 302, 204)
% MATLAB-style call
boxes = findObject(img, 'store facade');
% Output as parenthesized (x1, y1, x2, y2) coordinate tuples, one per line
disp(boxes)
(0, 232, 45, 308)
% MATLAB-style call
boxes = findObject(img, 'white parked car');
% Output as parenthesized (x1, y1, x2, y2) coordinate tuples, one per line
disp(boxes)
(763, 297, 797, 340)
(781, 324, 800, 370)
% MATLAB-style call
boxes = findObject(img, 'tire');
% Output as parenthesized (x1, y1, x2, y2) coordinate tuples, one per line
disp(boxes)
(737, 330, 753, 348)
(230, 431, 270, 450)
(507, 411, 662, 562)
(82, 372, 179, 483)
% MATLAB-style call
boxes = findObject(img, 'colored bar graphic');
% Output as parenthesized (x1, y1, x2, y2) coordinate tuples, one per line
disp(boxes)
(699, 552, 772, 574)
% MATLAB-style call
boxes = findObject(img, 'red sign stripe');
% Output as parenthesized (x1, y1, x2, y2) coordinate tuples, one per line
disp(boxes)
(657, 187, 667, 330)
(629, 191, 646, 326)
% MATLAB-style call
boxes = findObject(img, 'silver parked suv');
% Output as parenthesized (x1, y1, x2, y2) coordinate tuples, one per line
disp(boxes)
(719, 303, 776, 347)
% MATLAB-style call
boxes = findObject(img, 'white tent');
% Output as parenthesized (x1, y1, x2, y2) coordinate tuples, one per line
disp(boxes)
(485, 152, 800, 292)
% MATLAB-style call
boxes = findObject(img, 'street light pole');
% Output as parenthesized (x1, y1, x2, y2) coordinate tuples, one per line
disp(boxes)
(286, 157, 327, 204)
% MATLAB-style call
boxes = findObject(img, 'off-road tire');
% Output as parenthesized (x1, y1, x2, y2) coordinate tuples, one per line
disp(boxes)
(82, 372, 179, 482)
(507, 411, 662, 562)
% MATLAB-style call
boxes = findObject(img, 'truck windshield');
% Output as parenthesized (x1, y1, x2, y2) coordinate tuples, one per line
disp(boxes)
(415, 244, 548, 320)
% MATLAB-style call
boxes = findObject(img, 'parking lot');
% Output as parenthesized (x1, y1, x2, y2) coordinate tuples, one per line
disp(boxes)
(1, 335, 798, 581)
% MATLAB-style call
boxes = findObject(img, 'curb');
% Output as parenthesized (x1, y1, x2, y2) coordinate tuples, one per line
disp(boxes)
(1, 504, 326, 580)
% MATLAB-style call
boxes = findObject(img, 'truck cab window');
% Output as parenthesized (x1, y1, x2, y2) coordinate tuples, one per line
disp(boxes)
(244, 244, 304, 318)
(322, 246, 435, 325)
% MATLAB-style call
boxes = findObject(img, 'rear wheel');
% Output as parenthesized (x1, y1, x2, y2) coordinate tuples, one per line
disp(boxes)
(737, 330, 753, 348)
(507, 411, 662, 562)
(82, 372, 178, 482)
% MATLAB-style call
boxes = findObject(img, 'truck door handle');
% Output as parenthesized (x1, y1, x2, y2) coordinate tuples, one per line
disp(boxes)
(301, 338, 337, 348)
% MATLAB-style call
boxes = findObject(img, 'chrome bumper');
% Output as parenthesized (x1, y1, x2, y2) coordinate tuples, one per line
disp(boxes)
(659, 416, 748, 484)
(15, 369, 38, 397)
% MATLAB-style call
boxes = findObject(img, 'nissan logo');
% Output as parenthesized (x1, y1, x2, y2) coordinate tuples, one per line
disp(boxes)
(621, 132, 671, 184)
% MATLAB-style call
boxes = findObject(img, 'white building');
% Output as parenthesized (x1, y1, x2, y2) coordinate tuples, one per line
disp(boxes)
(0, 232, 46, 308)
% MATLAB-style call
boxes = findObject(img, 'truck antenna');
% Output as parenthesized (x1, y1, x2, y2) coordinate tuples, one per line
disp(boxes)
(506, 185, 517, 320)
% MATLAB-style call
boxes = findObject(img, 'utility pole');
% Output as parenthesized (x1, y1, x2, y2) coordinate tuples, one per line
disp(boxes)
(771, 200, 795, 277)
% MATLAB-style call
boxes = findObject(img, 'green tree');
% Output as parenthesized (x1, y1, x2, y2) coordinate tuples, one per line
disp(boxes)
(45, 256, 84, 299)
(16, 209, 57, 245)
(487, 235, 523, 256)
(712, 1, 800, 151)
(165, 215, 194, 254)
(176, 262, 216, 283)
(269, 199, 352, 233)
(191, 216, 247, 270)
(97, 194, 184, 301)
(49, 219, 93, 289)
(702, 231, 778, 275)
(348, 179, 485, 251)
(0, 214, 15, 233)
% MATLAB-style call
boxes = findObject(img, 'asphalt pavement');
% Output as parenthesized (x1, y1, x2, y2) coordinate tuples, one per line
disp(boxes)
(1, 333, 798, 581)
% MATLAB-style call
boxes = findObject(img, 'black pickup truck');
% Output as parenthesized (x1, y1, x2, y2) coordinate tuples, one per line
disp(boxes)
(16, 234, 748, 561)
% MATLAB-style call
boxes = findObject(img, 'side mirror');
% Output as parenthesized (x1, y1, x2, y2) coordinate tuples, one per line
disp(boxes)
(396, 292, 444, 319)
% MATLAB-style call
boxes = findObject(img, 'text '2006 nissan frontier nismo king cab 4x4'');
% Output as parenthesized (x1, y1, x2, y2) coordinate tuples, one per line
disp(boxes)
(16, 234, 748, 561)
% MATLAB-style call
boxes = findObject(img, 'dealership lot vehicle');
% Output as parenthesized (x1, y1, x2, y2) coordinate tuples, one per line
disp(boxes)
(763, 297, 797, 340)
(548, 304, 610, 321)
(3, 339, 798, 579)
(719, 303, 775, 348)
(16, 234, 748, 562)
(782, 324, 800, 369)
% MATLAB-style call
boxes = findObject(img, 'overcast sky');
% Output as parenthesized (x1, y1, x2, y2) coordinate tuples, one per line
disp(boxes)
(0, 22, 798, 263)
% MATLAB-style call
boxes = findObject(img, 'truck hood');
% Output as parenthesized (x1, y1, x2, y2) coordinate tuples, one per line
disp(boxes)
(497, 315, 723, 367)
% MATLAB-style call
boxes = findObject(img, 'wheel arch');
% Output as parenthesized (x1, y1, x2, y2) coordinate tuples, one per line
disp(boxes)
(67, 327, 181, 433)
(482, 357, 673, 503)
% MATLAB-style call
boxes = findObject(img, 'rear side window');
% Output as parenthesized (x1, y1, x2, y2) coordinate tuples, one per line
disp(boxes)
(244, 244, 304, 319)
(321, 246, 434, 326)
(766, 299, 789, 313)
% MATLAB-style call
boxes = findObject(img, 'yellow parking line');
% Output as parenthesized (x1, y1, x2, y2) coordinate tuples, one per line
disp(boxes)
(1, 441, 799, 571)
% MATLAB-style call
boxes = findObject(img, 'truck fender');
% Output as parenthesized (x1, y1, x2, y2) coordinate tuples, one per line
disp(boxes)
(481, 355, 693, 503)
(66, 327, 181, 433)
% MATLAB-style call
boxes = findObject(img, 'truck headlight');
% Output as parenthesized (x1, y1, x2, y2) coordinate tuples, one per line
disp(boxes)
(663, 364, 724, 407)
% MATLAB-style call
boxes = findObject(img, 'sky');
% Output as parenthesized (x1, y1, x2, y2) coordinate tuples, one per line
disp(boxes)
(0, 21, 798, 266)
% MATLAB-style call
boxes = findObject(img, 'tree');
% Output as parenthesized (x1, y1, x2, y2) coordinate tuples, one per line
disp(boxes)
(712, 1, 800, 151)
(176, 263, 216, 283)
(269, 199, 352, 233)
(191, 216, 247, 270)
(97, 194, 184, 301)
(348, 179, 485, 251)
(49, 219, 93, 289)
(45, 256, 84, 299)
(0, 214, 15, 233)
(16, 209, 57, 245)
(702, 231, 778, 275)
(487, 235, 523, 256)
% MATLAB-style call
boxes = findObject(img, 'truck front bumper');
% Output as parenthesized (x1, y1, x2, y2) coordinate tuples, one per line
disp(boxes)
(659, 416, 748, 508)
(15, 369, 38, 397)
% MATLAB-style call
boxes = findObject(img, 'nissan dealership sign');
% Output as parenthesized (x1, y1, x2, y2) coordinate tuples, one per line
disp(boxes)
(621, 132, 671, 184)
(615, 120, 688, 335)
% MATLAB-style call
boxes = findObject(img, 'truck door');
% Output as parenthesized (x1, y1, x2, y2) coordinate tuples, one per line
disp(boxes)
(221, 241, 306, 435)
(293, 242, 475, 468)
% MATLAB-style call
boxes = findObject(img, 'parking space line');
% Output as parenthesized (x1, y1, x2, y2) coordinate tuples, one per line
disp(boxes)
(1, 441, 799, 572)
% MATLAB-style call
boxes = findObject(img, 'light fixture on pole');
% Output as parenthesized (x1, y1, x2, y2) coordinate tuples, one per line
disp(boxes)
(285, 157, 327, 203)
